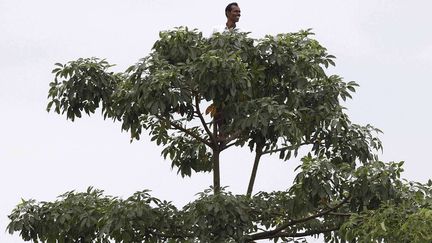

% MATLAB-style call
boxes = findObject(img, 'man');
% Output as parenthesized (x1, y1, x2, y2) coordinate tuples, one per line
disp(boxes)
(213, 2, 241, 33)
(208, 3, 242, 141)
(225, 2, 241, 30)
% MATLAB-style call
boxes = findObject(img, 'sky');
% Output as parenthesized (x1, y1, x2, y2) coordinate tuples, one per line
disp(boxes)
(1, 0, 432, 242)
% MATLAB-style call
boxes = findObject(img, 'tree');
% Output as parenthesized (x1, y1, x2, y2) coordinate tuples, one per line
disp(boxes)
(8, 27, 432, 242)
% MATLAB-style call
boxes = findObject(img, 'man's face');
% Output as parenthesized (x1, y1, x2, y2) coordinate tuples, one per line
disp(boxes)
(227, 5, 241, 23)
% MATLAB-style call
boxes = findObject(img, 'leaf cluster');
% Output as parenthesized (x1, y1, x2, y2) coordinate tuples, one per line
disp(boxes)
(9, 160, 431, 242)
(45, 27, 376, 177)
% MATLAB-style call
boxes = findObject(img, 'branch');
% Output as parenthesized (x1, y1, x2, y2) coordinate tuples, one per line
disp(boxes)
(262, 142, 309, 155)
(249, 197, 349, 240)
(329, 212, 352, 217)
(155, 115, 212, 147)
(220, 131, 242, 150)
(222, 130, 242, 144)
(222, 141, 237, 150)
(194, 95, 215, 144)
(152, 230, 193, 240)
(271, 225, 341, 239)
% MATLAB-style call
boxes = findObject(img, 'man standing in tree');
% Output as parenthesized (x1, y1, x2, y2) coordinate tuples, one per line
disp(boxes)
(213, 2, 241, 33)
(208, 3, 243, 139)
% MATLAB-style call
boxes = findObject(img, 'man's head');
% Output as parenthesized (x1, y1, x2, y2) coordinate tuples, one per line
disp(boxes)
(225, 2, 241, 23)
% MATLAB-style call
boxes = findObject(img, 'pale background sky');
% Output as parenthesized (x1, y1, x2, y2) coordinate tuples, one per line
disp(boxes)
(1, 1, 431, 242)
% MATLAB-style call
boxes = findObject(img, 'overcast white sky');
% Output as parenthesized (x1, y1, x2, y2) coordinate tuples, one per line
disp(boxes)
(1, 0, 432, 242)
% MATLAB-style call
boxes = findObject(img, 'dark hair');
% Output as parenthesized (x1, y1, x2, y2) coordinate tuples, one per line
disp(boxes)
(225, 2, 238, 17)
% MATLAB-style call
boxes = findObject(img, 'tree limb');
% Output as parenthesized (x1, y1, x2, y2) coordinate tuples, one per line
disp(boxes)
(246, 144, 264, 197)
(152, 230, 193, 240)
(249, 197, 349, 240)
(220, 131, 243, 150)
(194, 95, 215, 144)
(222, 130, 242, 144)
(222, 141, 237, 150)
(271, 225, 341, 239)
(155, 115, 212, 147)
(262, 142, 309, 155)
(329, 212, 352, 217)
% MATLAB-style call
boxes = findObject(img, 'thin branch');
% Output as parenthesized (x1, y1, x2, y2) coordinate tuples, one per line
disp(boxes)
(262, 142, 309, 155)
(222, 130, 242, 144)
(194, 95, 215, 144)
(155, 114, 212, 147)
(249, 197, 349, 240)
(329, 212, 352, 217)
(220, 131, 243, 150)
(152, 230, 193, 240)
(271, 225, 340, 239)
(223, 141, 237, 150)
(262, 147, 289, 155)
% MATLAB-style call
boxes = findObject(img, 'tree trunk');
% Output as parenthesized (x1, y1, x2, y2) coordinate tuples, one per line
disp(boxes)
(212, 114, 221, 194)
(246, 144, 263, 197)
(212, 149, 221, 194)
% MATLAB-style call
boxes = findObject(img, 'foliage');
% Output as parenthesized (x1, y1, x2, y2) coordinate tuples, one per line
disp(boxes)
(8, 27, 432, 242)
(340, 180, 432, 242)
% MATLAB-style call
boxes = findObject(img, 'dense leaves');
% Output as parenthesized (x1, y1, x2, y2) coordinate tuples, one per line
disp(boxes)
(9, 162, 431, 242)
(9, 27, 432, 242)
(340, 180, 432, 242)
(46, 28, 378, 178)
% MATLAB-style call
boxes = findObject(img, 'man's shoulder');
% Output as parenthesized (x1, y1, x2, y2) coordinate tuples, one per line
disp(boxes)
(212, 25, 228, 34)
(211, 25, 243, 35)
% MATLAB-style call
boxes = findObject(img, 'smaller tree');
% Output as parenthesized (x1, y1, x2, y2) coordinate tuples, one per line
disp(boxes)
(8, 27, 432, 242)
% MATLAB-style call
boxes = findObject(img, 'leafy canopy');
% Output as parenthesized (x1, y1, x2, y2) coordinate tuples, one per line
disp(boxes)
(8, 27, 432, 242)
